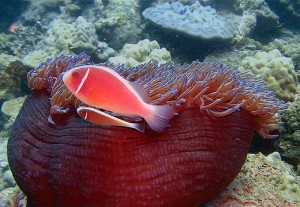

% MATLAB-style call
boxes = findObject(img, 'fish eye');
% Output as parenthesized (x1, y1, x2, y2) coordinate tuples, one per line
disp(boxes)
(72, 72, 79, 79)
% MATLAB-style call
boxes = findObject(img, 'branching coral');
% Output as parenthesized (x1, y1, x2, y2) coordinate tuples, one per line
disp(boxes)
(27, 54, 286, 138)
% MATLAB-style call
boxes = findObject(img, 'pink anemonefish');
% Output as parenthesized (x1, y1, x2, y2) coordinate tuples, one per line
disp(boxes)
(63, 65, 176, 132)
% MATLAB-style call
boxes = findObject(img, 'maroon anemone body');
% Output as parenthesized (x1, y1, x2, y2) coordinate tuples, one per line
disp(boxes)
(8, 91, 254, 207)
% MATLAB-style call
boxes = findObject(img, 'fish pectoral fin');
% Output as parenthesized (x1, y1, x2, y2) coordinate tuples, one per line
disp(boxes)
(128, 81, 150, 103)
(77, 106, 144, 133)
(77, 106, 125, 126)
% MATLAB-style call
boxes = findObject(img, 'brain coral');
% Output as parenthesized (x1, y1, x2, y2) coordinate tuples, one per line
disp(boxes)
(239, 49, 298, 102)
(142, 1, 236, 40)
(263, 34, 300, 79)
(108, 39, 171, 67)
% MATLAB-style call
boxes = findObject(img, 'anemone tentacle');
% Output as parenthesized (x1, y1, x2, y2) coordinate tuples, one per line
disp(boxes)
(27, 56, 286, 138)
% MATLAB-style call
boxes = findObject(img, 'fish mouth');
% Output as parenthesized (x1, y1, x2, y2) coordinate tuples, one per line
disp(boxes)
(62, 71, 68, 85)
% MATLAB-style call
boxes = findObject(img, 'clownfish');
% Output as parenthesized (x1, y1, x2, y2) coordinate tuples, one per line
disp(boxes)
(63, 65, 176, 132)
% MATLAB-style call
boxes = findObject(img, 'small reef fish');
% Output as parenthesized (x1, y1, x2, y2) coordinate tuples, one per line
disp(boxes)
(8, 23, 17, 33)
(63, 65, 176, 132)
(77, 106, 145, 132)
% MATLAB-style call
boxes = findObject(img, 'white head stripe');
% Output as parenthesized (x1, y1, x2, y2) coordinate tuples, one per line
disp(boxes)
(75, 68, 90, 94)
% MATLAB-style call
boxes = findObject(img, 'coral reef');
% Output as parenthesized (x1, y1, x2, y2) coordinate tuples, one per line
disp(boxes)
(239, 49, 298, 102)
(21, 0, 144, 50)
(1, 96, 27, 130)
(0, 34, 16, 55)
(0, 22, 45, 60)
(263, 29, 300, 79)
(0, 96, 26, 195)
(199, 0, 243, 13)
(0, 0, 25, 31)
(21, 0, 65, 26)
(1, 96, 26, 119)
(23, 16, 115, 68)
(9, 25, 45, 58)
(108, 39, 172, 67)
(266, 0, 300, 26)
(240, 0, 279, 33)
(142, 1, 237, 40)
(0, 54, 27, 102)
(0, 131, 15, 192)
(93, 0, 143, 49)
(199, 0, 279, 32)
(205, 30, 300, 84)
(204, 37, 263, 66)
(277, 98, 300, 174)
(62, 4, 82, 17)
(238, 14, 257, 37)
(0, 187, 26, 207)
(148, 0, 279, 40)
(206, 152, 300, 206)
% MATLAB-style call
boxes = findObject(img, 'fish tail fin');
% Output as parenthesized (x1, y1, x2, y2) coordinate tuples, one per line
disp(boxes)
(131, 122, 145, 133)
(145, 104, 176, 132)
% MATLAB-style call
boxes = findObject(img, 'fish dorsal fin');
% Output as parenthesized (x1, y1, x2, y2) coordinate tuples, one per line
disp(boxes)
(128, 81, 150, 103)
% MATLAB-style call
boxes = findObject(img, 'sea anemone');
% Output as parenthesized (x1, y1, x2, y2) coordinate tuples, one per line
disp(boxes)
(9, 54, 286, 207)
(27, 55, 285, 138)
(27, 53, 90, 121)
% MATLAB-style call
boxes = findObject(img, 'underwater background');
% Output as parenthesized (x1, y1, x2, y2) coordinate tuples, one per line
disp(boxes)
(0, 0, 299, 206)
